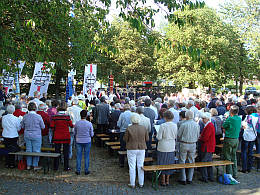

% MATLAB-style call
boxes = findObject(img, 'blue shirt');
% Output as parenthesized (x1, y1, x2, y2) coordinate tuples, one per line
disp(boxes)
(117, 110, 132, 132)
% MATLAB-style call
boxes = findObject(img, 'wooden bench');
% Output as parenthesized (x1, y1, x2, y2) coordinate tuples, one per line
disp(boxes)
(143, 160, 234, 190)
(95, 134, 109, 146)
(0, 144, 55, 152)
(9, 151, 60, 174)
(215, 144, 223, 148)
(105, 141, 120, 146)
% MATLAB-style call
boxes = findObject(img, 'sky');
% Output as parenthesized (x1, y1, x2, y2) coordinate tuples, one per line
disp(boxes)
(107, 0, 231, 30)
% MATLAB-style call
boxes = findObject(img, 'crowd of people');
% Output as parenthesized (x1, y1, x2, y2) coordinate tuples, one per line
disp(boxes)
(0, 83, 260, 188)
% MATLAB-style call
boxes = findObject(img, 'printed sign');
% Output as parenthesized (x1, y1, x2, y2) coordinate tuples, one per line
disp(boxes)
(83, 64, 97, 95)
(28, 62, 54, 97)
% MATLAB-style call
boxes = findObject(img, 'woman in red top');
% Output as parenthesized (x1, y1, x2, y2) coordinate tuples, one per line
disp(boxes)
(50, 101, 73, 171)
(199, 112, 216, 182)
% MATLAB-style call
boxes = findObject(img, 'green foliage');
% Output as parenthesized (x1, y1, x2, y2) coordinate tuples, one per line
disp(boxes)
(156, 7, 244, 89)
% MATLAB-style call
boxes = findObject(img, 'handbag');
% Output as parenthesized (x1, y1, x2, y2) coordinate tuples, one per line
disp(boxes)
(243, 116, 257, 142)
(18, 159, 27, 170)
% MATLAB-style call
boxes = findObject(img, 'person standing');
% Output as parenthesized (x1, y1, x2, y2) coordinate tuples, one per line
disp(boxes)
(177, 110, 200, 185)
(37, 103, 51, 147)
(124, 113, 149, 188)
(156, 111, 177, 186)
(67, 99, 82, 159)
(50, 101, 74, 171)
(21, 102, 45, 170)
(199, 112, 216, 182)
(95, 96, 110, 133)
(117, 104, 132, 167)
(2, 105, 21, 168)
(74, 110, 94, 175)
(222, 105, 241, 179)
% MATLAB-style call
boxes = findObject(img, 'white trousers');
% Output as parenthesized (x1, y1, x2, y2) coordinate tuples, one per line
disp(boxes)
(127, 149, 145, 186)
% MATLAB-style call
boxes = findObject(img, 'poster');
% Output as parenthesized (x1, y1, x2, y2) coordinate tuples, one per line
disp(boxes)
(3, 61, 25, 94)
(83, 64, 97, 95)
(28, 62, 54, 97)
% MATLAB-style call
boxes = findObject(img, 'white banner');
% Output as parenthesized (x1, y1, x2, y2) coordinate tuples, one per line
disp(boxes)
(83, 64, 97, 95)
(29, 62, 54, 97)
(3, 61, 25, 94)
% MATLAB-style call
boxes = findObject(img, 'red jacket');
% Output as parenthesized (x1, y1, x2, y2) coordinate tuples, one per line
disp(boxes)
(37, 111, 50, 136)
(199, 122, 216, 153)
(13, 109, 26, 117)
(50, 114, 73, 144)
(13, 109, 26, 135)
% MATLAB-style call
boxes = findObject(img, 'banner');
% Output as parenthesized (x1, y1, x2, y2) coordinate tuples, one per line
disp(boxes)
(66, 69, 76, 102)
(28, 62, 54, 97)
(3, 61, 25, 94)
(83, 64, 97, 95)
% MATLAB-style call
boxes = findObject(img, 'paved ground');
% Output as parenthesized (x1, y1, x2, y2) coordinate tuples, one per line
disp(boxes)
(0, 143, 260, 194)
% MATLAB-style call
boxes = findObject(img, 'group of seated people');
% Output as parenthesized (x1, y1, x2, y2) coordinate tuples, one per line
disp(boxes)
(0, 90, 260, 189)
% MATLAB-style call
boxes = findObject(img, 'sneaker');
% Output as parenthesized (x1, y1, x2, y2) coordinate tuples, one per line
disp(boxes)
(178, 180, 186, 185)
(34, 166, 42, 171)
(138, 184, 144, 188)
(128, 184, 135, 189)
(27, 166, 31, 170)
(75, 171, 80, 175)
(187, 181, 193, 184)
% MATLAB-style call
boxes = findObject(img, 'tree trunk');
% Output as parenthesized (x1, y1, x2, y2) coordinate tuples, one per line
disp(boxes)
(235, 80, 238, 95)
(55, 66, 63, 99)
(239, 67, 243, 95)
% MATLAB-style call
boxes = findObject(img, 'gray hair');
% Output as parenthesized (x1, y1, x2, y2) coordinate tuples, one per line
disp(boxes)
(38, 103, 47, 111)
(168, 100, 175, 107)
(131, 113, 140, 124)
(130, 106, 136, 112)
(202, 112, 211, 120)
(136, 106, 144, 114)
(7, 105, 15, 114)
(45, 100, 52, 107)
(188, 100, 194, 106)
(241, 100, 247, 106)
(185, 110, 194, 119)
(216, 100, 222, 106)
(115, 103, 121, 109)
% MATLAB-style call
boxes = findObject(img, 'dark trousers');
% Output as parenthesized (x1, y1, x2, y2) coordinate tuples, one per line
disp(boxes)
(54, 143, 70, 170)
(215, 134, 222, 155)
(119, 132, 126, 166)
(241, 139, 254, 171)
(97, 124, 109, 134)
(199, 150, 213, 180)
(256, 133, 260, 169)
(4, 137, 18, 167)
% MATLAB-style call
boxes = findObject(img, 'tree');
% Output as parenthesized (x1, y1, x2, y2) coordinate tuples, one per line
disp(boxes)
(220, 0, 260, 93)
(156, 7, 244, 90)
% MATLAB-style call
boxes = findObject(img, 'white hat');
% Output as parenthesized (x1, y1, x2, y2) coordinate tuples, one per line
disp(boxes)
(131, 113, 140, 124)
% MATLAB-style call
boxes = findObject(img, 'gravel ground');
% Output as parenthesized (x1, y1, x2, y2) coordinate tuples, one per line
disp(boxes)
(0, 143, 259, 195)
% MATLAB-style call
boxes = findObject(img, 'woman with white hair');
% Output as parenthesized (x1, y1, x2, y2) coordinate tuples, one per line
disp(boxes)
(198, 112, 216, 182)
(156, 110, 178, 186)
(2, 105, 21, 168)
(123, 113, 149, 188)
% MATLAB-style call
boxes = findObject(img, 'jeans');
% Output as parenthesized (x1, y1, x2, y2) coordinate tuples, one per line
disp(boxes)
(127, 150, 145, 186)
(241, 139, 254, 171)
(223, 138, 239, 177)
(24, 137, 42, 167)
(76, 142, 91, 173)
(54, 143, 70, 170)
(69, 132, 74, 159)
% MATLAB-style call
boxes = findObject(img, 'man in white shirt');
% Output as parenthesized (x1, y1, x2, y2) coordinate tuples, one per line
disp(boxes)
(67, 99, 83, 159)
(187, 100, 199, 119)
(30, 91, 44, 108)
(168, 100, 180, 124)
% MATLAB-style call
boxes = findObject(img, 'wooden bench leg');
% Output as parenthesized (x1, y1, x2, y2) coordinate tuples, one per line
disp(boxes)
(152, 170, 161, 190)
